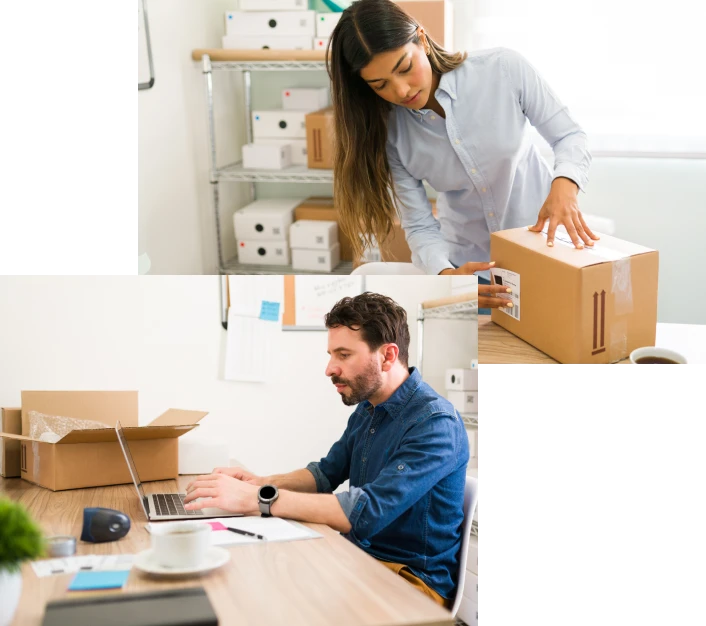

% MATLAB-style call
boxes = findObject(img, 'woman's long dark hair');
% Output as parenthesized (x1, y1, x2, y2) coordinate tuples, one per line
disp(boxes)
(326, 0, 466, 261)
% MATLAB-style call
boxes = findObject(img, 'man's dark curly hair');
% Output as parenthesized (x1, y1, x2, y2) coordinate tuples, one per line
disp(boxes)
(325, 292, 410, 366)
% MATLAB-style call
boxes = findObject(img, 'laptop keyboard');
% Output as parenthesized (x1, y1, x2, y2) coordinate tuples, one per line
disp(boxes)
(153, 493, 203, 517)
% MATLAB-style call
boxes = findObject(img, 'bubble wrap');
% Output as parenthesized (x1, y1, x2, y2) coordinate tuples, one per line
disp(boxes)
(28, 410, 108, 443)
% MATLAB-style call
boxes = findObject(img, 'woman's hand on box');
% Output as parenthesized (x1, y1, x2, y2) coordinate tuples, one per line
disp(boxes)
(183, 473, 259, 514)
(528, 177, 599, 248)
(479, 283, 515, 310)
(438, 261, 496, 276)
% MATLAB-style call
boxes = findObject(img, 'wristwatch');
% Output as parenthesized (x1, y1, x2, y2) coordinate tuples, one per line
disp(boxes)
(258, 484, 279, 517)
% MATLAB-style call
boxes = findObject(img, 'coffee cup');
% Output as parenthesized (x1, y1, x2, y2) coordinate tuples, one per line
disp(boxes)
(150, 521, 211, 569)
(629, 347, 687, 365)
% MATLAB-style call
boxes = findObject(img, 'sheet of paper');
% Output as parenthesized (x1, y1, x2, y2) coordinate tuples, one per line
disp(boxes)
(294, 276, 363, 327)
(147, 517, 321, 546)
(31, 554, 135, 578)
(228, 275, 284, 321)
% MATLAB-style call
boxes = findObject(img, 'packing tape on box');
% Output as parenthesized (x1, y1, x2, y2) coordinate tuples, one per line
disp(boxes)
(612, 257, 633, 316)
(610, 319, 629, 363)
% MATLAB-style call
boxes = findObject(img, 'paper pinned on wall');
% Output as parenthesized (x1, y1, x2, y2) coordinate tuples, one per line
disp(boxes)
(224, 276, 284, 382)
(294, 276, 364, 328)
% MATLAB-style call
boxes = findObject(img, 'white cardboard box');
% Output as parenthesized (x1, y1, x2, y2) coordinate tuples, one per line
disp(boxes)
(252, 110, 307, 140)
(290, 220, 338, 250)
(222, 34, 313, 50)
(292, 243, 341, 272)
(448, 390, 478, 414)
(226, 10, 315, 37)
(238, 239, 291, 265)
(445, 368, 478, 391)
(242, 143, 292, 170)
(256, 139, 307, 166)
(466, 534, 478, 575)
(233, 198, 299, 240)
(240, 0, 307, 11)
(458, 597, 478, 626)
(316, 12, 341, 37)
(314, 37, 329, 50)
(462, 571, 478, 605)
(282, 87, 330, 111)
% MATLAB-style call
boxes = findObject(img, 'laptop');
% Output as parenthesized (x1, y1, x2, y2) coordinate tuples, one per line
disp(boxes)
(115, 420, 238, 521)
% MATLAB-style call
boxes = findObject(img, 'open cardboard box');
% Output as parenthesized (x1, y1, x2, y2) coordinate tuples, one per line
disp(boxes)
(0, 391, 207, 491)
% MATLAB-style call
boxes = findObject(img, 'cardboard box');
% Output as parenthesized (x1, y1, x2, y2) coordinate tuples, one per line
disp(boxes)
(395, 1, 453, 49)
(242, 143, 292, 170)
(222, 35, 313, 50)
(447, 390, 478, 414)
(305, 107, 334, 169)
(233, 198, 298, 240)
(282, 87, 330, 111)
(240, 0, 307, 11)
(294, 197, 353, 261)
(257, 139, 308, 166)
(446, 368, 478, 391)
(316, 12, 342, 37)
(490, 227, 659, 364)
(238, 239, 291, 265)
(1, 408, 21, 478)
(292, 243, 341, 272)
(253, 110, 307, 140)
(290, 220, 338, 250)
(225, 10, 315, 37)
(314, 37, 329, 50)
(0, 391, 207, 492)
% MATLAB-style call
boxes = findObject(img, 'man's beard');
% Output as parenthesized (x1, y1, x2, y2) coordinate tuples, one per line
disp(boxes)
(331, 359, 383, 406)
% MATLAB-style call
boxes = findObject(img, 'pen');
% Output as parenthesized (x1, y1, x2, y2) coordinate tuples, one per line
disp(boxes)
(226, 526, 266, 541)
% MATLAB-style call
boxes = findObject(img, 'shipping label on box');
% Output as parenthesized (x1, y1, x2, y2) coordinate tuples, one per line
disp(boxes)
(238, 239, 291, 265)
(490, 227, 659, 364)
(253, 110, 307, 140)
(226, 10, 315, 37)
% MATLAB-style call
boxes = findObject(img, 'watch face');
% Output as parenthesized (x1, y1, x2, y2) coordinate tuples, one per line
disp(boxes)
(260, 485, 276, 500)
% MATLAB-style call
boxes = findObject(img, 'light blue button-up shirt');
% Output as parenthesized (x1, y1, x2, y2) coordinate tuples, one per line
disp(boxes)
(386, 47, 592, 275)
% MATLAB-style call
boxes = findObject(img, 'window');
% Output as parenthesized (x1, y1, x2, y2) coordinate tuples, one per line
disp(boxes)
(458, 0, 706, 157)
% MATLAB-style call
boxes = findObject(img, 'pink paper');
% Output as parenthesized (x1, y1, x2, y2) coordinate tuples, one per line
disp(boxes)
(208, 521, 228, 531)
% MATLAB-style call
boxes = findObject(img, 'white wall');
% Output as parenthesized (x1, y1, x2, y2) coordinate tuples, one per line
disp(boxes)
(138, 1, 705, 321)
(0, 275, 475, 477)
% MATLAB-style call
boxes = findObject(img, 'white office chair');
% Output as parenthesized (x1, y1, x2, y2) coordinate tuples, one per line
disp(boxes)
(350, 262, 426, 275)
(451, 475, 479, 617)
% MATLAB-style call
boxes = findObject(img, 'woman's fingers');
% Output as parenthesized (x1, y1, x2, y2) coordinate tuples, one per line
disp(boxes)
(578, 213, 600, 241)
(528, 211, 548, 233)
(480, 284, 512, 296)
(479, 296, 514, 309)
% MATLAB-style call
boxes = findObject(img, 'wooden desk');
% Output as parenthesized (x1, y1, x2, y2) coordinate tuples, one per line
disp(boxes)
(1, 476, 453, 626)
(479, 315, 704, 364)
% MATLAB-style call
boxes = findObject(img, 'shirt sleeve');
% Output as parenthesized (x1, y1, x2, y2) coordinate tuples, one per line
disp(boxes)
(387, 140, 455, 275)
(334, 412, 465, 543)
(502, 48, 592, 192)
(306, 416, 353, 493)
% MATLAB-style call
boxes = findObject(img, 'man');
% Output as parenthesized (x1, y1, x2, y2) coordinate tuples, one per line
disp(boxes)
(184, 292, 469, 608)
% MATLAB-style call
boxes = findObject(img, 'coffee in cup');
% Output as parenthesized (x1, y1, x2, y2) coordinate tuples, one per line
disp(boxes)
(629, 347, 687, 365)
(150, 521, 211, 569)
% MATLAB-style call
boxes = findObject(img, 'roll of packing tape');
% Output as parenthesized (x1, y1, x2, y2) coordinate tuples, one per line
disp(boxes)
(46, 536, 77, 558)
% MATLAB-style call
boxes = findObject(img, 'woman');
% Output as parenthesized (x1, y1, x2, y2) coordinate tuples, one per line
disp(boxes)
(328, 0, 598, 309)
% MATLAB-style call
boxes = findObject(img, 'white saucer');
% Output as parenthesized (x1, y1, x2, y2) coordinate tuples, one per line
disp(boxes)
(133, 546, 230, 576)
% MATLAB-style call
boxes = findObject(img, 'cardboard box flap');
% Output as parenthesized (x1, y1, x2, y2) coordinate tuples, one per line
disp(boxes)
(0, 425, 196, 445)
(21, 391, 139, 435)
(148, 409, 209, 427)
(495, 227, 656, 269)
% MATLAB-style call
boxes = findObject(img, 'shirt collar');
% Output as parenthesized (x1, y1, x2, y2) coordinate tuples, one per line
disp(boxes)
(406, 68, 458, 118)
(363, 367, 423, 419)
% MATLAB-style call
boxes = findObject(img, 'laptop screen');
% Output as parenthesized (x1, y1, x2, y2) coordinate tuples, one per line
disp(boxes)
(115, 420, 148, 510)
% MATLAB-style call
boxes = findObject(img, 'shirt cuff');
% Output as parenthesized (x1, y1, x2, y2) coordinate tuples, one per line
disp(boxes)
(552, 164, 587, 193)
(305, 462, 333, 494)
(414, 249, 454, 276)
(335, 486, 368, 530)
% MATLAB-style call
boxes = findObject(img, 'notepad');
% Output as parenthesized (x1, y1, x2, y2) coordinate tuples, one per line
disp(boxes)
(68, 570, 130, 591)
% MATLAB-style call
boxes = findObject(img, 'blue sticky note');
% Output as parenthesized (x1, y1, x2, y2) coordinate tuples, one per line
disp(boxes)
(259, 301, 280, 321)
(68, 570, 130, 591)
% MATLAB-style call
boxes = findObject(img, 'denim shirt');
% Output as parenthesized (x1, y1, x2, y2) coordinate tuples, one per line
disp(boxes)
(386, 47, 592, 277)
(306, 367, 469, 599)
